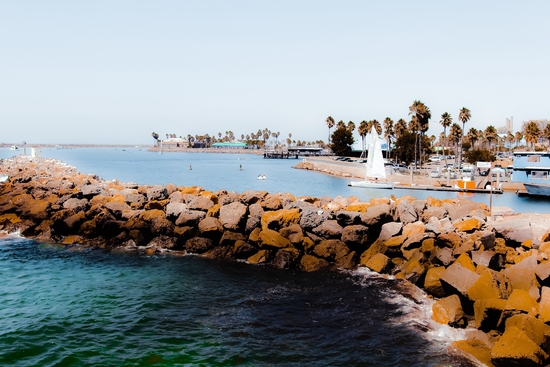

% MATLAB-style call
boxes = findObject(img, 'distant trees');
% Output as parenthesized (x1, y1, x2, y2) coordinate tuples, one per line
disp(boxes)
(458, 107, 471, 164)
(151, 132, 159, 146)
(524, 121, 542, 149)
(326, 116, 335, 144)
(330, 123, 354, 156)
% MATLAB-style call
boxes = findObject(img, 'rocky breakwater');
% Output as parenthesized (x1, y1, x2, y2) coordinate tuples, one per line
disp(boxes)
(3, 156, 550, 366)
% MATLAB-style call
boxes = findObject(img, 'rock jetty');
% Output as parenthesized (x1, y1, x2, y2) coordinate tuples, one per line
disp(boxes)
(2, 155, 550, 366)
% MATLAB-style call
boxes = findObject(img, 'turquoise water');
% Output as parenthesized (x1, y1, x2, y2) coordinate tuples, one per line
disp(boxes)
(0, 237, 474, 366)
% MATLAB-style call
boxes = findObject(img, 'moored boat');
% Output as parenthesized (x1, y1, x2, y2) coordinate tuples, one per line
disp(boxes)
(523, 183, 550, 197)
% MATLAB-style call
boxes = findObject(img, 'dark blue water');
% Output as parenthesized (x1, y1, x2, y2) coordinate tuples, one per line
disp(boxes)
(0, 237, 474, 366)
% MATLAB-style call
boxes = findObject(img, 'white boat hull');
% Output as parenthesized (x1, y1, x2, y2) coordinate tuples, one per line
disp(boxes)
(348, 180, 394, 189)
(523, 183, 550, 196)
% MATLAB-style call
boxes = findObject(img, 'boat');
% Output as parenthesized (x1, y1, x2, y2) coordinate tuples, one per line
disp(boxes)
(257, 174, 266, 180)
(348, 126, 394, 189)
(9, 145, 18, 150)
(523, 183, 550, 197)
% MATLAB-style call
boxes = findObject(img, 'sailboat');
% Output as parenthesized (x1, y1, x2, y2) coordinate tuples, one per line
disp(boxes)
(348, 126, 394, 189)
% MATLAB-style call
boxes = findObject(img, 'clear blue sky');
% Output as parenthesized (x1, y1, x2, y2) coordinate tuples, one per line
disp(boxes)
(1, 1, 549, 145)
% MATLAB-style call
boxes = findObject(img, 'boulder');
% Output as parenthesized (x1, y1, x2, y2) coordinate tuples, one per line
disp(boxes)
(198, 217, 223, 237)
(175, 210, 206, 226)
(165, 202, 188, 220)
(540, 286, 550, 324)
(105, 201, 132, 219)
(63, 198, 89, 213)
(340, 225, 368, 249)
(146, 185, 168, 201)
(219, 201, 248, 231)
(313, 239, 350, 262)
(432, 294, 466, 327)
(491, 326, 549, 367)
(503, 254, 540, 299)
(311, 220, 343, 239)
(272, 248, 300, 270)
(365, 253, 392, 274)
(188, 196, 215, 211)
(248, 249, 271, 264)
(335, 210, 360, 226)
(424, 266, 447, 298)
(299, 207, 332, 230)
(233, 240, 258, 259)
(449, 339, 494, 367)
(439, 261, 481, 298)
(300, 254, 329, 272)
(245, 203, 263, 232)
(499, 289, 540, 328)
(474, 298, 507, 331)
(239, 190, 267, 205)
(396, 200, 418, 225)
(184, 237, 214, 254)
(258, 229, 291, 249)
(378, 222, 402, 242)
(261, 208, 301, 231)
(359, 203, 392, 226)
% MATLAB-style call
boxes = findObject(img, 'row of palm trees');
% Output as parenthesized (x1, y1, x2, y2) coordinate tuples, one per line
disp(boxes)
(151, 129, 323, 149)
(326, 102, 472, 166)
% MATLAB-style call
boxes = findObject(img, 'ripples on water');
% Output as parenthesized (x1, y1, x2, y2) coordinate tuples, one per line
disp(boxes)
(0, 237, 478, 366)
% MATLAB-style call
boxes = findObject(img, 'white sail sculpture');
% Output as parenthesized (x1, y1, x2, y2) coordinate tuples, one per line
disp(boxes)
(349, 126, 394, 189)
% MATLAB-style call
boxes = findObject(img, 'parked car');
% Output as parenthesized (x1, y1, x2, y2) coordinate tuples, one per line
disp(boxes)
(430, 170, 441, 178)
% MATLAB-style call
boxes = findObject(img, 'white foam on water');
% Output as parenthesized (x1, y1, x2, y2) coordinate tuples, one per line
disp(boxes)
(350, 268, 484, 365)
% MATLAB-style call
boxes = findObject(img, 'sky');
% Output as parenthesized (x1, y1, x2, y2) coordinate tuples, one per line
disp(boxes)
(1, 0, 549, 145)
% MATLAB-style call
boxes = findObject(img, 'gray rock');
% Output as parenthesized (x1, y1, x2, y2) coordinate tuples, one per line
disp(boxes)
(165, 202, 188, 220)
(311, 220, 343, 239)
(146, 185, 168, 201)
(245, 203, 264, 232)
(63, 198, 89, 213)
(219, 201, 248, 231)
(341, 225, 368, 247)
(396, 200, 418, 225)
(379, 222, 402, 242)
(188, 196, 215, 212)
(80, 184, 108, 198)
(335, 210, 360, 226)
(175, 210, 206, 226)
(300, 207, 332, 230)
(360, 204, 392, 226)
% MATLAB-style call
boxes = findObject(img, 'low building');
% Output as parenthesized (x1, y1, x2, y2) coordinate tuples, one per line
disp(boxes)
(512, 152, 550, 182)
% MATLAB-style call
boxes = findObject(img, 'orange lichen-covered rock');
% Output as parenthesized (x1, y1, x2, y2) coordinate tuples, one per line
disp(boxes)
(491, 326, 549, 367)
(365, 253, 392, 274)
(300, 254, 329, 272)
(432, 294, 465, 326)
(261, 208, 301, 231)
(258, 229, 291, 249)
(449, 339, 494, 367)
(346, 203, 370, 213)
(424, 266, 447, 298)
(455, 253, 476, 272)
(499, 289, 540, 328)
(540, 287, 550, 324)
(474, 298, 507, 331)
(247, 249, 271, 264)
(468, 268, 511, 302)
(453, 217, 483, 233)
(313, 239, 350, 262)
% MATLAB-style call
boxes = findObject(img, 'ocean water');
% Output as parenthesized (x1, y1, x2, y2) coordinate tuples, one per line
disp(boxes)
(0, 236, 476, 367)
(0, 147, 538, 366)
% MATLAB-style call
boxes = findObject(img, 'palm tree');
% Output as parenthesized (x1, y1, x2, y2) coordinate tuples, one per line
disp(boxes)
(326, 116, 335, 144)
(394, 118, 407, 141)
(544, 124, 550, 147)
(515, 131, 523, 148)
(366, 119, 382, 135)
(347, 121, 356, 135)
(458, 107, 471, 165)
(358, 120, 369, 153)
(449, 123, 462, 165)
(524, 121, 542, 150)
(439, 112, 452, 157)
(151, 132, 159, 146)
(383, 117, 394, 159)
(484, 125, 497, 151)
(409, 100, 431, 167)
(466, 128, 480, 149)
